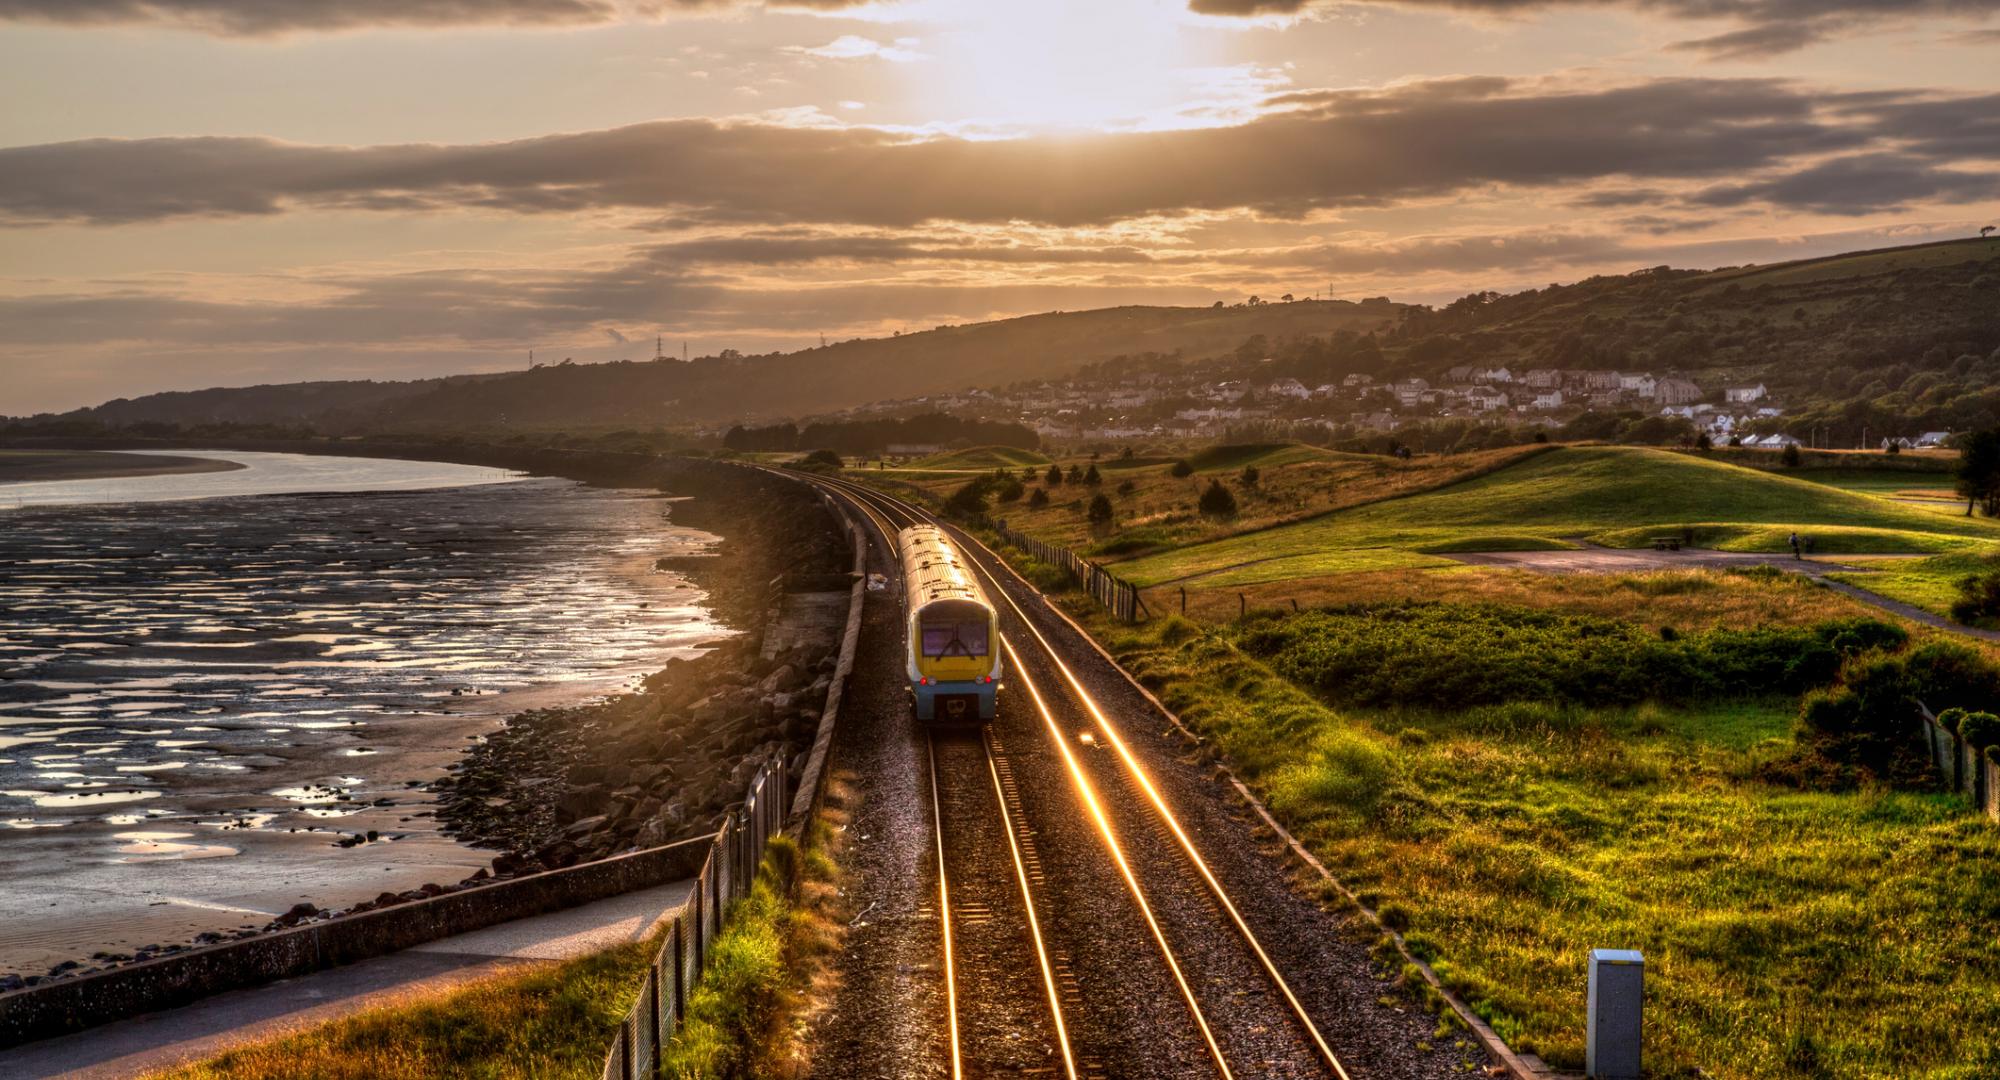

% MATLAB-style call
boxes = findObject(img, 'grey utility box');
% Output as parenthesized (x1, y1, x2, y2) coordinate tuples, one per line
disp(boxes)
(1587, 948, 1644, 1079)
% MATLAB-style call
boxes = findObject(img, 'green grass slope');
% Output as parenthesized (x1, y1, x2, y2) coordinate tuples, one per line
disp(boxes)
(909, 445, 1050, 470)
(1184, 442, 1339, 472)
(1117, 446, 2000, 587)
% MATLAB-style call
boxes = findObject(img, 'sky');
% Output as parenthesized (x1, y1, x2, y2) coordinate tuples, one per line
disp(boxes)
(1, 0, 1997, 414)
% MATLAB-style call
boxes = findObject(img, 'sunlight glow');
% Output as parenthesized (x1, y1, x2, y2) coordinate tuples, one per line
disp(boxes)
(912, 0, 1224, 132)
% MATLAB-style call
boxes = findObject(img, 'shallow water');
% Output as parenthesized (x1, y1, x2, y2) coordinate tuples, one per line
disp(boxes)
(0, 463, 723, 969)
(0, 450, 519, 509)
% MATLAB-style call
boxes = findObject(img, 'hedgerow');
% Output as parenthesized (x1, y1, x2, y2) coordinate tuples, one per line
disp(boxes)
(1238, 603, 1905, 710)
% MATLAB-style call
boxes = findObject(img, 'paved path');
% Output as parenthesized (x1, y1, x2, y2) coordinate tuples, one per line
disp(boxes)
(0, 880, 692, 1080)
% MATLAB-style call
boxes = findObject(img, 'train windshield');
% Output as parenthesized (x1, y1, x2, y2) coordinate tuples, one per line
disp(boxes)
(920, 619, 989, 659)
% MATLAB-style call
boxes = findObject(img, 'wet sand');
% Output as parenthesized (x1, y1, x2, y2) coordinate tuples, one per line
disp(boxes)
(0, 450, 245, 485)
(0, 477, 725, 975)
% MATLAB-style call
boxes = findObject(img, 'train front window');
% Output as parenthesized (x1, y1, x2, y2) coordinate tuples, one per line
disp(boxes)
(920, 620, 989, 659)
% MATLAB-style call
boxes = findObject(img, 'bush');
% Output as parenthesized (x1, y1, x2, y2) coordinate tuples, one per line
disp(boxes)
(1170, 459, 1194, 478)
(944, 478, 991, 519)
(1949, 571, 2000, 627)
(1792, 640, 2000, 780)
(1781, 443, 1802, 467)
(1084, 464, 1101, 486)
(1087, 494, 1113, 525)
(1241, 465, 1260, 486)
(1198, 479, 1238, 518)
(1238, 603, 1901, 711)
(1027, 487, 1050, 509)
(1117, 480, 1135, 495)
(994, 477, 1025, 503)
(1960, 711, 2000, 752)
(1045, 463, 1063, 486)
(794, 448, 842, 471)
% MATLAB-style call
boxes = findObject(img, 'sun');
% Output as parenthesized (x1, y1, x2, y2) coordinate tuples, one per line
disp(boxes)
(915, 0, 1216, 133)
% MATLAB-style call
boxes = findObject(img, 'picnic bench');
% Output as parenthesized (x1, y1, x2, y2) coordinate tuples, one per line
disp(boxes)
(1649, 536, 1683, 551)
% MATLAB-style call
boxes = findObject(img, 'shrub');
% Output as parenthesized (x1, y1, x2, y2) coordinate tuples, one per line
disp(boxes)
(994, 478, 1025, 503)
(1198, 479, 1238, 518)
(1781, 443, 1802, 467)
(1027, 487, 1050, 509)
(1117, 480, 1135, 495)
(795, 448, 842, 471)
(1170, 459, 1194, 478)
(1241, 465, 1260, 486)
(944, 478, 991, 519)
(1949, 571, 2000, 627)
(1087, 494, 1113, 525)
(1239, 603, 1901, 711)
(1084, 464, 1102, 486)
(1045, 463, 1063, 486)
(1959, 711, 2000, 753)
(1066, 464, 1083, 483)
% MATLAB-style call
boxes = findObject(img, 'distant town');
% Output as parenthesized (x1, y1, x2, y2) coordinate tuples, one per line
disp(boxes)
(817, 362, 1952, 452)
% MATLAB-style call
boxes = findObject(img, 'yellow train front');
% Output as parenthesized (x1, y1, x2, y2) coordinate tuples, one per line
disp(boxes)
(899, 525, 1001, 723)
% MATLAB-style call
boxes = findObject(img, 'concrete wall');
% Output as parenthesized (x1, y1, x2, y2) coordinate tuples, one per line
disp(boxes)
(0, 836, 711, 1048)
(1918, 710, 2000, 823)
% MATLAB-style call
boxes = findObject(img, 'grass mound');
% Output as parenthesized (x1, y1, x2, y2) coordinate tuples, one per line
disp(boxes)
(1184, 442, 1334, 472)
(910, 445, 1049, 470)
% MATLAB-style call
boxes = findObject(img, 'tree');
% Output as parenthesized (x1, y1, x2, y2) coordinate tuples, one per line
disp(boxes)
(1087, 494, 1113, 526)
(1022, 466, 1038, 481)
(1241, 465, 1260, 486)
(1045, 463, 1064, 486)
(1169, 459, 1194, 478)
(944, 478, 990, 519)
(1027, 487, 1050, 509)
(1781, 443, 1802, 467)
(1066, 464, 1083, 483)
(1956, 428, 2000, 516)
(1695, 432, 1713, 451)
(1198, 479, 1238, 518)
(1083, 464, 1101, 486)
(995, 477, 1025, 503)
(1886, 440, 1902, 455)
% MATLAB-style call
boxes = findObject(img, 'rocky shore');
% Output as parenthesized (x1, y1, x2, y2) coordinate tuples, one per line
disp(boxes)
(3, 459, 850, 989)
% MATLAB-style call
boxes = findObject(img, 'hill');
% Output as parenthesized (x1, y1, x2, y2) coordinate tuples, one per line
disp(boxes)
(22, 300, 1402, 433)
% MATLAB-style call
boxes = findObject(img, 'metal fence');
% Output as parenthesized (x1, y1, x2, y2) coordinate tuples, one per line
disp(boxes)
(993, 523, 1148, 622)
(599, 752, 789, 1080)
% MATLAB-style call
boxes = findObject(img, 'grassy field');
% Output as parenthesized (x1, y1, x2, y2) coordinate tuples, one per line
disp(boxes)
(906, 445, 1050, 470)
(1094, 611, 2000, 1079)
(892, 441, 1555, 555)
(1111, 446, 2000, 588)
(1828, 552, 2000, 619)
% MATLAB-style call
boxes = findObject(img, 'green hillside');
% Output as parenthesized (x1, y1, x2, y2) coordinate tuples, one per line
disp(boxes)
(908, 446, 1051, 470)
(1116, 446, 2000, 586)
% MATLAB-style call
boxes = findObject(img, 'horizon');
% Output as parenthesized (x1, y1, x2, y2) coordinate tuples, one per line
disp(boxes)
(3, 0, 1998, 413)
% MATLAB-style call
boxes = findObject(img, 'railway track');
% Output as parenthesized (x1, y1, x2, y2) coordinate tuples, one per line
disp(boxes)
(800, 469, 1353, 1080)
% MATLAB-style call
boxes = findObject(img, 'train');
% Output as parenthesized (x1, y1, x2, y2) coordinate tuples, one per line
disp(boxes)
(900, 524, 1001, 723)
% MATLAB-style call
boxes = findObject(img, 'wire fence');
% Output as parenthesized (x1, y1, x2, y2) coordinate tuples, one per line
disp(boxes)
(598, 752, 789, 1080)
(992, 523, 1149, 622)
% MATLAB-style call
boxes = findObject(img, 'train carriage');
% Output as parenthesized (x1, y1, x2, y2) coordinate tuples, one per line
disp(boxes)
(899, 525, 1001, 723)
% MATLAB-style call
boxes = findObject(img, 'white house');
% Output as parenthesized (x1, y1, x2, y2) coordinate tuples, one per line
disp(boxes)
(1620, 373, 1658, 396)
(1533, 390, 1565, 410)
(1726, 384, 1768, 404)
(1474, 366, 1515, 384)
(1465, 387, 1510, 411)
(1264, 378, 1311, 400)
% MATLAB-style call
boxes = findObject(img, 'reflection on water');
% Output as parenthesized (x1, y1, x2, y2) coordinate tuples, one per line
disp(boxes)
(0, 469, 727, 950)
(0, 450, 519, 509)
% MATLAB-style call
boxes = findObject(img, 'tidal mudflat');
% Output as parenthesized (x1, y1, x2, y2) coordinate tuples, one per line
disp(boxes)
(0, 465, 722, 976)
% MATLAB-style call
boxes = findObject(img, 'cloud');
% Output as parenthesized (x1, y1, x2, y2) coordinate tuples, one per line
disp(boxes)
(0, 0, 886, 35)
(789, 34, 924, 61)
(11, 76, 1989, 229)
(1691, 154, 2000, 215)
(1194, 0, 2000, 57)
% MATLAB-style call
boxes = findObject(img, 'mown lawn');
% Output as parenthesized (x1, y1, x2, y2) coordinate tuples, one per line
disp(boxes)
(1829, 552, 2000, 619)
(1113, 446, 2000, 588)
(1098, 612, 2000, 1079)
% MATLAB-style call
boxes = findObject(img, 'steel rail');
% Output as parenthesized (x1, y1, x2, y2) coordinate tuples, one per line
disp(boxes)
(924, 735, 965, 1080)
(814, 471, 1351, 1080)
(808, 474, 1230, 1078)
(981, 728, 1080, 1080)
(804, 471, 1076, 1078)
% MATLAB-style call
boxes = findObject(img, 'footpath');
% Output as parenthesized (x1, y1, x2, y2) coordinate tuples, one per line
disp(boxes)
(0, 881, 692, 1079)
